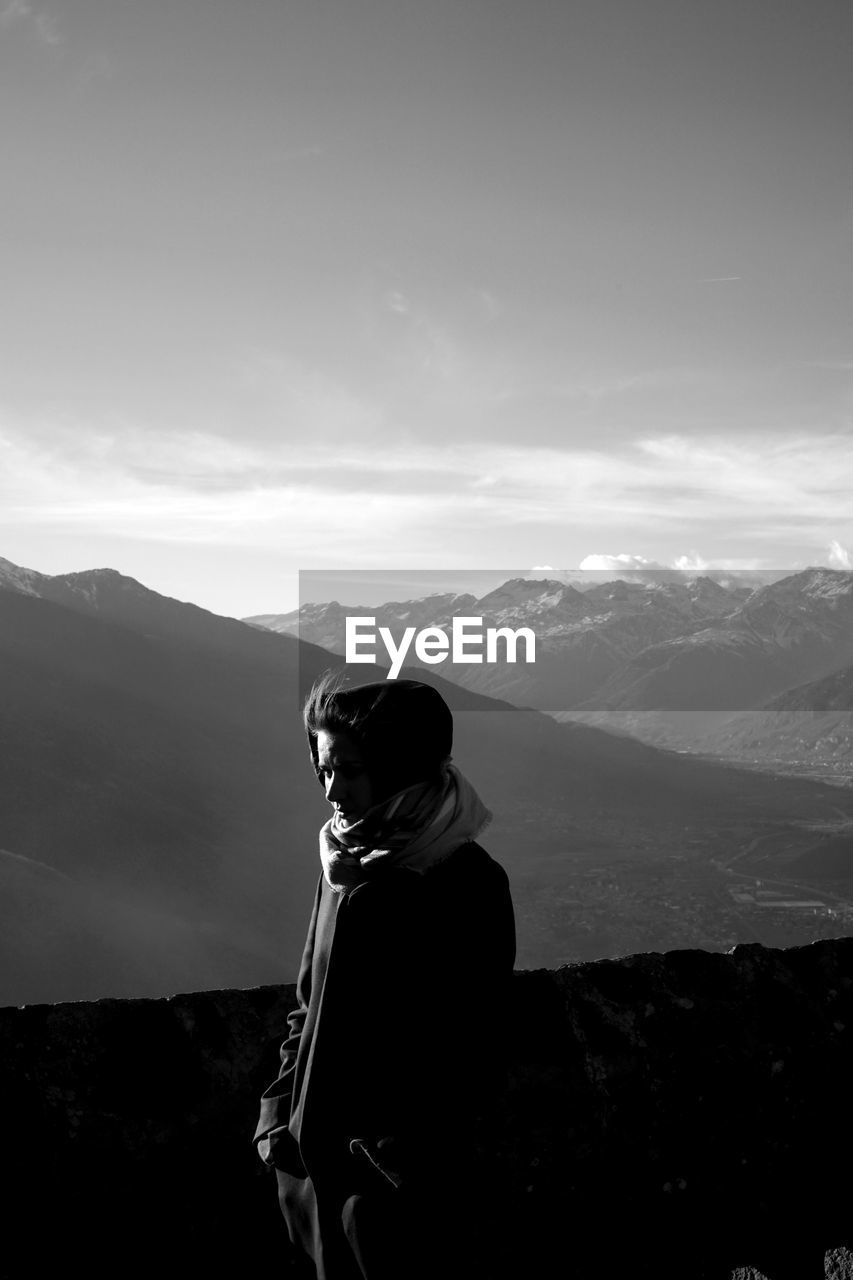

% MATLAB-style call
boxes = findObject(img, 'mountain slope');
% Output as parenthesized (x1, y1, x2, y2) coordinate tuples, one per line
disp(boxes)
(675, 663, 853, 771)
(580, 569, 853, 711)
(0, 847, 269, 1006)
(768, 662, 853, 713)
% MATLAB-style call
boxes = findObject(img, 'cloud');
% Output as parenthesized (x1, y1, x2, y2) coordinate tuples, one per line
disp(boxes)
(385, 291, 410, 316)
(376, 289, 459, 379)
(579, 554, 664, 571)
(0, 0, 62, 44)
(0, 418, 505, 557)
(0, 0, 30, 24)
(3, 415, 853, 569)
(827, 540, 852, 570)
(576, 552, 772, 584)
(635, 433, 853, 523)
(580, 553, 773, 572)
(672, 553, 709, 571)
(34, 9, 59, 43)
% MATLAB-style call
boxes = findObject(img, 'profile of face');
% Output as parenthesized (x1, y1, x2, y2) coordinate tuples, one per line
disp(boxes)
(315, 730, 375, 822)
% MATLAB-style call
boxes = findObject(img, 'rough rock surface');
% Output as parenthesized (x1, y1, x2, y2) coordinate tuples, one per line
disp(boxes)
(2, 938, 852, 1279)
(826, 1247, 853, 1280)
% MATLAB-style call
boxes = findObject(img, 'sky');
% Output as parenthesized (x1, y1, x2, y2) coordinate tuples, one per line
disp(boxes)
(1, 0, 852, 616)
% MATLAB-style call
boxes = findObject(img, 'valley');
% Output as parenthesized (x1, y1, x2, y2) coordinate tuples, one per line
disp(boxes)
(496, 783, 853, 970)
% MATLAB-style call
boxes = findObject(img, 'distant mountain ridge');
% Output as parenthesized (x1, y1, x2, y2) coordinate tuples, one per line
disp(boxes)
(0, 556, 280, 656)
(247, 573, 744, 644)
(245, 568, 853, 713)
(246, 574, 755, 708)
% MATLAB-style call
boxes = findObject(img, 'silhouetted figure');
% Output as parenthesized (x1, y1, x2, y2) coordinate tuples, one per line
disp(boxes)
(254, 675, 516, 1279)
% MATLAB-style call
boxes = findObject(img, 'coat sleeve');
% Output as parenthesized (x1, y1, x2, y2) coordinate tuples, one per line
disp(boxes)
(252, 874, 322, 1164)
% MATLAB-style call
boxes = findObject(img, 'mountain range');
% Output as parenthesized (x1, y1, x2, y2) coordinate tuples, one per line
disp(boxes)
(247, 575, 749, 707)
(2, 556, 851, 1006)
(247, 567, 853, 715)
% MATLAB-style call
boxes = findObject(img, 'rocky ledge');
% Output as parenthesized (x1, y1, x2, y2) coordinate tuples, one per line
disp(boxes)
(1, 938, 852, 1279)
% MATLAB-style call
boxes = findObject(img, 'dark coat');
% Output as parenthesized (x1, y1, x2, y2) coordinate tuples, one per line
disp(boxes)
(254, 840, 516, 1279)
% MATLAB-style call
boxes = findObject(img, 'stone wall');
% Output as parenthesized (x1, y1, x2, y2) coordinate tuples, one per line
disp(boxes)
(2, 939, 852, 1279)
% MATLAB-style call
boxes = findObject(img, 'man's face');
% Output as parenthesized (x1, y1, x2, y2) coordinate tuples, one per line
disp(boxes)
(316, 730, 375, 822)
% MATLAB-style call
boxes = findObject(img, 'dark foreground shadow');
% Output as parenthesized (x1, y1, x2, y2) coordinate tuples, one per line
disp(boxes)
(2, 939, 852, 1279)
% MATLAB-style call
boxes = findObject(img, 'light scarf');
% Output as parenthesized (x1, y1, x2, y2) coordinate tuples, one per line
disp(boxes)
(319, 763, 492, 893)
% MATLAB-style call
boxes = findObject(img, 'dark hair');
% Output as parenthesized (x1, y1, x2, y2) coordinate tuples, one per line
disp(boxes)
(303, 672, 453, 796)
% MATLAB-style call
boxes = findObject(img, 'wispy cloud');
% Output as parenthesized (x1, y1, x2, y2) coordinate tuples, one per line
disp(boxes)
(2, 416, 852, 567)
(827, 539, 852, 570)
(377, 289, 459, 378)
(1, 0, 62, 45)
(635, 434, 853, 519)
(34, 9, 59, 43)
(579, 552, 768, 574)
(672, 552, 710, 571)
(385, 291, 410, 316)
(579, 553, 665, 571)
(0, 0, 30, 24)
